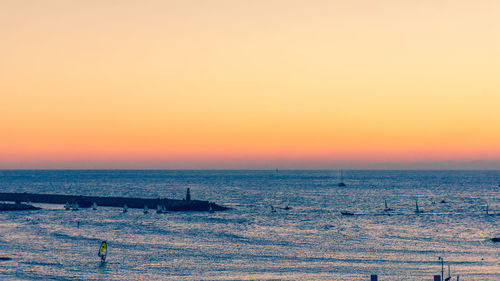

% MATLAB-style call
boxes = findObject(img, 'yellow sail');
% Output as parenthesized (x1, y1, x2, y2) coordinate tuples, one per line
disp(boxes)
(98, 241, 107, 260)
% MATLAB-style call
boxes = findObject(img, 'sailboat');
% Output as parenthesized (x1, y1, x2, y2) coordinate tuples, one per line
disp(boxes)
(64, 202, 71, 210)
(92, 202, 97, 210)
(415, 199, 423, 214)
(337, 170, 346, 187)
(71, 202, 79, 211)
(123, 204, 128, 213)
(156, 204, 162, 213)
(383, 200, 393, 212)
(143, 205, 149, 214)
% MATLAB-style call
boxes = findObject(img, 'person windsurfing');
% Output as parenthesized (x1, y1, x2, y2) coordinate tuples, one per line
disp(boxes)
(98, 241, 107, 263)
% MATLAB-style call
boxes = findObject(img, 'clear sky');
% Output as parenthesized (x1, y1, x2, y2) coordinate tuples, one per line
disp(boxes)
(1, 0, 500, 169)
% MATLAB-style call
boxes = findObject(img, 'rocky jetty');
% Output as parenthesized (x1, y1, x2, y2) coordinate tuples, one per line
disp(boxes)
(0, 202, 40, 211)
(0, 191, 228, 212)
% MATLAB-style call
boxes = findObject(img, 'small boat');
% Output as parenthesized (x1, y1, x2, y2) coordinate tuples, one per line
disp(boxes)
(123, 204, 128, 213)
(71, 202, 79, 211)
(92, 202, 97, 210)
(415, 199, 423, 214)
(337, 170, 346, 187)
(383, 200, 393, 212)
(143, 205, 148, 214)
(64, 202, 71, 210)
(340, 211, 355, 216)
(270, 205, 277, 213)
(156, 204, 167, 214)
(208, 204, 214, 213)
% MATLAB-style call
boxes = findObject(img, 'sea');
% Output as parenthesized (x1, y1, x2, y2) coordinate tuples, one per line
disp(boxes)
(0, 170, 498, 280)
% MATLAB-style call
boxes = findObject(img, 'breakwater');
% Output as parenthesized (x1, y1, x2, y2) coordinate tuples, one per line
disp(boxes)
(0, 202, 40, 211)
(0, 192, 228, 212)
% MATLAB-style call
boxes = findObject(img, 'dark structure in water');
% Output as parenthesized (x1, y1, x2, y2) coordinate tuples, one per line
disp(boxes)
(0, 202, 40, 211)
(0, 191, 228, 212)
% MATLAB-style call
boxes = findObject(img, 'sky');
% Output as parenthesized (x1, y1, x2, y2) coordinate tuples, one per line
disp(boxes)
(1, 0, 500, 169)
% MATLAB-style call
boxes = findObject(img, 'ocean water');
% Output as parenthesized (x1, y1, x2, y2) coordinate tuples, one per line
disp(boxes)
(0, 170, 499, 280)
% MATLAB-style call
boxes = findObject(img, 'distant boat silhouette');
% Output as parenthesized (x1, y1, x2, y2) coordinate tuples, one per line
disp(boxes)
(71, 202, 79, 211)
(64, 202, 71, 210)
(123, 204, 128, 213)
(155, 204, 167, 213)
(337, 170, 346, 187)
(485, 204, 492, 216)
(340, 211, 354, 216)
(143, 205, 148, 214)
(383, 200, 393, 212)
(415, 199, 423, 214)
(92, 202, 97, 210)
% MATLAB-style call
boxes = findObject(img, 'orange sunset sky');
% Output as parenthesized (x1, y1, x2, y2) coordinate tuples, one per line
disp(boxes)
(1, 0, 500, 169)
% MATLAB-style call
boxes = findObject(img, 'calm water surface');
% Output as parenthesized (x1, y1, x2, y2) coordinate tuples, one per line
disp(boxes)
(0, 170, 499, 280)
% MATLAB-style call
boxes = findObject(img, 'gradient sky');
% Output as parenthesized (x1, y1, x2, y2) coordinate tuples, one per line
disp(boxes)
(1, 0, 500, 169)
